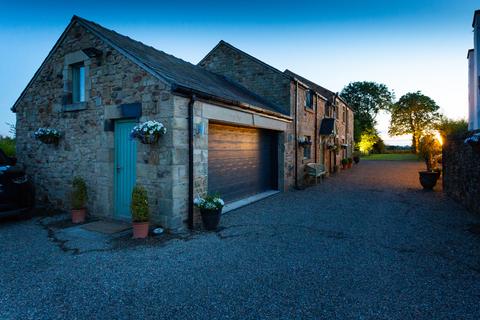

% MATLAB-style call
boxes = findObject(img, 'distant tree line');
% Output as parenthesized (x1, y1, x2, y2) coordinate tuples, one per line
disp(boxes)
(340, 82, 467, 154)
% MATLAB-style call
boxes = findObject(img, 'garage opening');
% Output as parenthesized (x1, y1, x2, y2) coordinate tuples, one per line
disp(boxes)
(208, 123, 278, 204)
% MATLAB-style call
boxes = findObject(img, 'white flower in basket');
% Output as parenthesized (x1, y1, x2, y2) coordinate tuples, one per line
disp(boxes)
(130, 120, 167, 144)
(34, 127, 61, 144)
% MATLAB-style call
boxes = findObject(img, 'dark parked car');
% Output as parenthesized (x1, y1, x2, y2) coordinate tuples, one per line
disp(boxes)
(0, 149, 34, 217)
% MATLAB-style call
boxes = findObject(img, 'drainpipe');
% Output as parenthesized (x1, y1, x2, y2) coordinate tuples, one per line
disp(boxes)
(314, 94, 318, 163)
(187, 94, 196, 229)
(294, 81, 298, 189)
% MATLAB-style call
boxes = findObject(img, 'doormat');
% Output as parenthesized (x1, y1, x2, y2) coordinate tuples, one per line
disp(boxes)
(81, 221, 131, 234)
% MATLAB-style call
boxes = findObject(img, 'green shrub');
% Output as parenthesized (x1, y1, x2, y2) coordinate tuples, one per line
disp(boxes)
(0, 136, 15, 157)
(418, 134, 442, 171)
(131, 185, 149, 222)
(71, 177, 87, 210)
(347, 157, 353, 164)
(437, 117, 468, 139)
(341, 158, 348, 165)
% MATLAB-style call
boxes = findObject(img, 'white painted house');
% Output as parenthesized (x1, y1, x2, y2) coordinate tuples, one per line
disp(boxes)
(468, 10, 480, 130)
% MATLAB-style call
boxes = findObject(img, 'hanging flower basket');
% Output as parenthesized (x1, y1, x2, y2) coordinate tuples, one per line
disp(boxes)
(298, 137, 312, 147)
(34, 128, 61, 145)
(130, 120, 167, 144)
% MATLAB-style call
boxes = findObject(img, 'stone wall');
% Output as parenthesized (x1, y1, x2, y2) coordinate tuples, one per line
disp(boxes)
(15, 21, 186, 229)
(442, 131, 480, 215)
(199, 42, 292, 115)
(294, 84, 327, 187)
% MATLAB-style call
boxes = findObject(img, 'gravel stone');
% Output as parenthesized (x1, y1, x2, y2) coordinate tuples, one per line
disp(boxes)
(0, 161, 479, 319)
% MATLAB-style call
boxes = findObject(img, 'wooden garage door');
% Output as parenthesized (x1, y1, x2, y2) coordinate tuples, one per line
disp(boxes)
(208, 123, 278, 203)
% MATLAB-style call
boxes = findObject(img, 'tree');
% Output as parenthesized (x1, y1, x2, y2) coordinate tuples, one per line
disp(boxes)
(358, 128, 380, 155)
(436, 116, 468, 140)
(389, 91, 440, 153)
(372, 136, 385, 154)
(340, 81, 395, 142)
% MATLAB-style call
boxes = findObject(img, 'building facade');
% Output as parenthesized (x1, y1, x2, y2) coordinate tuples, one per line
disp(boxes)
(468, 10, 480, 131)
(13, 17, 354, 230)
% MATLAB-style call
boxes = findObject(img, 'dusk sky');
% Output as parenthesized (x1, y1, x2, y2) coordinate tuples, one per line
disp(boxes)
(1, 0, 478, 145)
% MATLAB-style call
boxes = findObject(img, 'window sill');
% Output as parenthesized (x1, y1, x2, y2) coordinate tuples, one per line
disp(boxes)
(63, 102, 87, 112)
(304, 107, 315, 113)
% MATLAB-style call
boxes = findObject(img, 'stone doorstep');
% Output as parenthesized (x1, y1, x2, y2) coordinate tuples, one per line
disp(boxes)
(81, 220, 131, 235)
(56, 221, 131, 241)
(222, 190, 280, 214)
(53, 220, 133, 253)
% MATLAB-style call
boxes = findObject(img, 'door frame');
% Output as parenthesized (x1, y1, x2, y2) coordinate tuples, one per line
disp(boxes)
(114, 119, 137, 220)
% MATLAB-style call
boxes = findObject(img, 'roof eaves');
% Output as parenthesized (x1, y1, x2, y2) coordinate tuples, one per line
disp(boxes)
(73, 16, 174, 87)
(171, 83, 292, 121)
(473, 10, 480, 27)
(468, 48, 474, 59)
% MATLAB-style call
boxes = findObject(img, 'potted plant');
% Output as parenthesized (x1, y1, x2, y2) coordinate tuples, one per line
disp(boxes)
(353, 151, 360, 164)
(418, 134, 442, 190)
(347, 157, 353, 168)
(341, 158, 348, 170)
(194, 194, 225, 231)
(34, 127, 61, 145)
(130, 120, 167, 144)
(131, 185, 150, 238)
(71, 177, 87, 223)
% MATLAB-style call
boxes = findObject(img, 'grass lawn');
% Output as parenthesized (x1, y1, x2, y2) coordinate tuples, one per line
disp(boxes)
(361, 153, 420, 161)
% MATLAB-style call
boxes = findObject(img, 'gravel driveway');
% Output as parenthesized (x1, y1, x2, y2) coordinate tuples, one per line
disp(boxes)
(1, 160, 479, 319)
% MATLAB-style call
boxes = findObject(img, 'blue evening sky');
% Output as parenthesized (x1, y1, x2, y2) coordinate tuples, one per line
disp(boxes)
(0, 0, 478, 145)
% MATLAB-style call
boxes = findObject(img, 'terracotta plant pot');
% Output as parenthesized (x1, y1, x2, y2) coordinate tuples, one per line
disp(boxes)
(348, 163, 352, 169)
(132, 221, 149, 239)
(201, 208, 222, 231)
(419, 171, 439, 190)
(342, 164, 348, 170)
(71, 208, 86, 224)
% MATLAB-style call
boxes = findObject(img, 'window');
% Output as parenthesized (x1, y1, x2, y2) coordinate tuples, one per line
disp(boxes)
(305, 90, 313, 109)
(303, 136, 312, 159)
(72, 64, 85, 103)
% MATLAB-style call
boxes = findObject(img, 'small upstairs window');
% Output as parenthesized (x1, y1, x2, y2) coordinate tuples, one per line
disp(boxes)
(305, 90, 313, 109)
(72, 64, 85, 103)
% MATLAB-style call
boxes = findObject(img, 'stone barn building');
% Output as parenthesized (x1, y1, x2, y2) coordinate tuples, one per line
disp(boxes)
(12, 16, 354, 230)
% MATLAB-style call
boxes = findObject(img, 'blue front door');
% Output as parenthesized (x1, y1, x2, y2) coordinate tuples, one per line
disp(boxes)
(114, 120, 137, 220)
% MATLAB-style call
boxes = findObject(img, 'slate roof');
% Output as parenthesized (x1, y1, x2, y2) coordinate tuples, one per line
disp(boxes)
(13, 16, 287, 117)
(284, 69, 351, 110)
(284, 69, 336, 100)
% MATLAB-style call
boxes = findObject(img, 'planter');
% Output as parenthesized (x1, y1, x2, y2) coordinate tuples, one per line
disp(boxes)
(341, 163, 348, 170)
(71, 208, 86, 224)
(140, 134, 160, 145)
(347, 163, 352, 169)
(353, 156, 360, 164)
(39, 136, 59, 145)
(419, 171, 439, 190)
(200, 208, 222, 231)
(132, 221, 149, 239)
